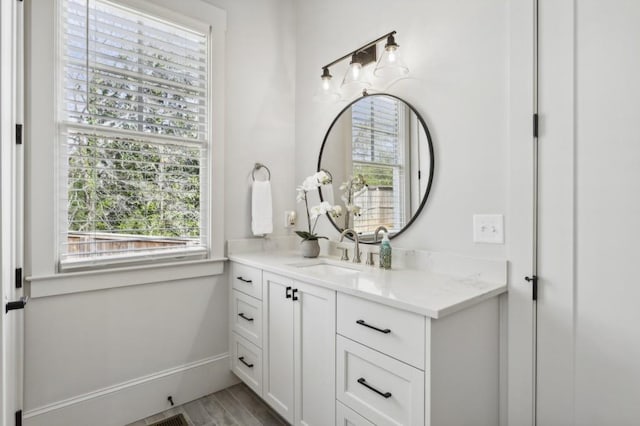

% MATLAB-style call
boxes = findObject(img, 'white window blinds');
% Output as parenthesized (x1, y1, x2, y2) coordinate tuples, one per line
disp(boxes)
(60, 0, 210, 269)
(351, 96, 406, 234)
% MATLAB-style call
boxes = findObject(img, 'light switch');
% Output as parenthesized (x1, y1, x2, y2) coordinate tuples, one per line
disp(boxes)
(473, 214, 504, 244)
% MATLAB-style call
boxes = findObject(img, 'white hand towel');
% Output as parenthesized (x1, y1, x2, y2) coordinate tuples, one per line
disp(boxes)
(252, 180, 273, 235)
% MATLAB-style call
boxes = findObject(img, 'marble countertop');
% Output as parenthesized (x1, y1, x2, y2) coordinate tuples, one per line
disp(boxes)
(228, 249, 507, 319)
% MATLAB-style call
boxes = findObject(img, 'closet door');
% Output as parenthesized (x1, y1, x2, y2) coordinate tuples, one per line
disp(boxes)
(537, 1, 640, 424)
(262, 272, 295, 423)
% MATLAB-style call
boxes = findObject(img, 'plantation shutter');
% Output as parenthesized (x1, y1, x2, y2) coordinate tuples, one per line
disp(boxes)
(351, 96, 406, 234)
(60, 0, 210, 269)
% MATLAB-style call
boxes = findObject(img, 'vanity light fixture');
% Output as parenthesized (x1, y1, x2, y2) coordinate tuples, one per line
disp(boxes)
(340, 52, 372, 91)
(316, 30, 408, 101)
(316, 66, 340, 102)
(374, 33, 409, 79)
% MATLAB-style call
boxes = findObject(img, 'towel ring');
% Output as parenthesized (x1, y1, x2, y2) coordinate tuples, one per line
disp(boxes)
(252, 163, 271, 181)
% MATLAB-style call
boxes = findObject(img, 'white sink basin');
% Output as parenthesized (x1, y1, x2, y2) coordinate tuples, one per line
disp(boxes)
(289, 260, 360, 276)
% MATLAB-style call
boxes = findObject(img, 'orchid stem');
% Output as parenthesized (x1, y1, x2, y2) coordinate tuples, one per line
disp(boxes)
(304, 192, 311, 234)
(311, 216, 320, 235)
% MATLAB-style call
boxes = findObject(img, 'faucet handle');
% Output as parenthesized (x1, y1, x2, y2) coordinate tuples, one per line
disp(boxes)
(338, 247, 349, 261)
(366, 251, 379, 266)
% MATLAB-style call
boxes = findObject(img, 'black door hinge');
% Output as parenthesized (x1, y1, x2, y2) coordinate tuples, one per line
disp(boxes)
(15, 267, 22, 289)
(5, 297, 27, 314)
(15, 410, 22, 426)
(16, 124, 23, 145)
(525, 275, 538, 301)
(533, 113, 539, 138)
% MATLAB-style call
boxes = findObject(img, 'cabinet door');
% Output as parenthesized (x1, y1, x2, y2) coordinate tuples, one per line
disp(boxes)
(294, 281, 336, 426)
(262, 272, 295, 423)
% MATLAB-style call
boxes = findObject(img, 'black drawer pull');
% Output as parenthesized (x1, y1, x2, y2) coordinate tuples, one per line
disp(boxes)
(238, 356, 254, 368)
(236, 276, 253, 284)
(292, 288, 299, 301)
(357, 377, 392, 399)
(238, 312, 254, 322)
(356, 319, 391, 334)
(286, 286, 292, 298)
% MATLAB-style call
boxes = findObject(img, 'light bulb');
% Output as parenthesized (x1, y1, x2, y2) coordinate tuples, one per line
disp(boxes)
(314, 67, 339, 102)
(350, 62, 362, 79)
(387, 48, 397, 63)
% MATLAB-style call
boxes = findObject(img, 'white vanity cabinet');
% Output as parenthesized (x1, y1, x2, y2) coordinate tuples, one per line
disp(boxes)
(229, 259, 502, 426)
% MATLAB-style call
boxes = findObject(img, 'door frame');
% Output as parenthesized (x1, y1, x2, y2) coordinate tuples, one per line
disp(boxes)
(1, 0, 24, 424)
(507, 0, 538, 425)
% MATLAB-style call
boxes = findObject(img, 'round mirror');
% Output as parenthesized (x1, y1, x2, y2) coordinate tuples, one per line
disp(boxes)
(318, 93, 434, 243)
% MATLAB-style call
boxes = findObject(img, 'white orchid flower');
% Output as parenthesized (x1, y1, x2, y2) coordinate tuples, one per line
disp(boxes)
(315, 170, 332, 185)
(309, 205, 322, 220)
(319, 201, 333, 212)
(301, 175, 319, 192)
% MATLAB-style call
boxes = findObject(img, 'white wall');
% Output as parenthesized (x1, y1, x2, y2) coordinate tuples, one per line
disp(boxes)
(23, 0, 296, 424)
(295, 0, 509, 257)
(211, 0, 297, 240)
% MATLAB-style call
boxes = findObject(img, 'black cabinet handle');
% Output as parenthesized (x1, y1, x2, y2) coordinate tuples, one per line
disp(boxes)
(238, 312, 254, 322)
(238, 356, 254, 368)
(356, 319, 391, 334)
(357, 377, 392, 398)
(292, 288, 299, 301)
(286, 286, 292, 298)
(236, 276, 253, 284)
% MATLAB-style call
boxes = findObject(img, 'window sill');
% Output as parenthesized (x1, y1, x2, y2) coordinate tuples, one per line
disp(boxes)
(26, 257, 227, 298)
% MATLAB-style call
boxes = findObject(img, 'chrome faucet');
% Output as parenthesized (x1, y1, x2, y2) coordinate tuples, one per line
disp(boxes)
(366, 226, 389, 265)
(374, 225, 389, 242)
(339, 228, 361, 264)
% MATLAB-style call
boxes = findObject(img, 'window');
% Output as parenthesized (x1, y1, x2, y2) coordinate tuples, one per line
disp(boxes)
(351, 96, 407, 234)
(60, 0, 211, 270)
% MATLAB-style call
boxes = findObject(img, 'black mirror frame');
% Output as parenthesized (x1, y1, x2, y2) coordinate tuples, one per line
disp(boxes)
(317, 92, 435, 244)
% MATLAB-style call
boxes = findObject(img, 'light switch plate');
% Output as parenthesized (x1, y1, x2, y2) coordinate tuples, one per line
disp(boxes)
(473, 214, 504, 244)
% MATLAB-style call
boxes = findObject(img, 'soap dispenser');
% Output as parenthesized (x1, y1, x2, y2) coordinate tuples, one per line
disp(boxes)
(379, 232, 392, 269)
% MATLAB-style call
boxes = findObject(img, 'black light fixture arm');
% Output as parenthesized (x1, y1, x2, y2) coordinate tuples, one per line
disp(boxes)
(321, 30, 396, 70)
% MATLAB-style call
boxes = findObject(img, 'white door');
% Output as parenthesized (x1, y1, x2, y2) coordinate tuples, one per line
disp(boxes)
(1, 1, 24, 425)
(262, 272, 295, 423)
(293, 281, 335, 426)
(537, 1, 640, 424)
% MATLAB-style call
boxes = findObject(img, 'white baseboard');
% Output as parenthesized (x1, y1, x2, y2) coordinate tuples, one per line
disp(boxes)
(24, 353, 239, 426)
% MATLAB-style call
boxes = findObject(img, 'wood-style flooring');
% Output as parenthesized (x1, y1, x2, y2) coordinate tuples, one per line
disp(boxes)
(126, 383, 287, 426)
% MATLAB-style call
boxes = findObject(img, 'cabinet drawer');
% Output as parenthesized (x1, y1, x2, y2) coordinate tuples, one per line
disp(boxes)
(231, 262, 262, 299)
(337, 336, 425, 426)
(231, 332, 263, 396)
(337, 293, 425, 369)
(231, 290, 262, 347)
(336, 401, 374, 426)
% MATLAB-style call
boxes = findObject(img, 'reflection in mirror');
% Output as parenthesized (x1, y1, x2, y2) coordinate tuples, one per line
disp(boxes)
(318, 94, 434, 243)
